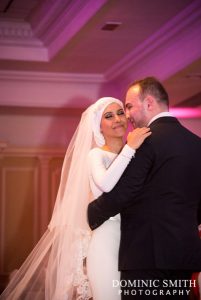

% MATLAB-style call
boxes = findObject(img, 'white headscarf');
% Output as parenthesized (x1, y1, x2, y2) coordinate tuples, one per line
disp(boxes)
(91, 97, 124, 146)
(1, 96, 123, 300)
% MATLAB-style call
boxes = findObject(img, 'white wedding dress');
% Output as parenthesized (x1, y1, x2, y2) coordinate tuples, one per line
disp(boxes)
(87, 144, 135, 300)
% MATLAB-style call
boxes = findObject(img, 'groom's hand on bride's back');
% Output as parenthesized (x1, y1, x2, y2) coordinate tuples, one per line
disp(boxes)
(87, 199, 107, 230)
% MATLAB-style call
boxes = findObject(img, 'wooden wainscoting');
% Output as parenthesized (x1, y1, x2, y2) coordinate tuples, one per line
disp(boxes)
(0, 146, 65, 278)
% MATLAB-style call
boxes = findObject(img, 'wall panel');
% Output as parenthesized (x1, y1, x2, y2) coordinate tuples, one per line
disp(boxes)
(0, 148, 65, 275)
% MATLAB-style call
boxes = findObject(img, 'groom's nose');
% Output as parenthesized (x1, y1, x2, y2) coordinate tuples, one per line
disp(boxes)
(125, 109, 131, 120)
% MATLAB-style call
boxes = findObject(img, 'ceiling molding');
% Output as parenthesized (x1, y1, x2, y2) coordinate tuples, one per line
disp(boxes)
(0, 20, 33, 39)
(29, 0, 75, 38)
(0, 44, 48, 61)
(105, 0, 201, 82)
(0, 0, 108, 61)
(0, 19, 48, 61)
(0, 71, 103, 108)
(30, 0, 108, 59)
(0, 70, 105, 83)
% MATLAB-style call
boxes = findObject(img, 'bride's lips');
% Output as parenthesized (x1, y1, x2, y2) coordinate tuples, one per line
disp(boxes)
(113, 124, 124, 129)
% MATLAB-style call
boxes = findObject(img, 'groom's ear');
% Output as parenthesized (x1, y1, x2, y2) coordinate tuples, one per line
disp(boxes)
(145, 95, 154, 111)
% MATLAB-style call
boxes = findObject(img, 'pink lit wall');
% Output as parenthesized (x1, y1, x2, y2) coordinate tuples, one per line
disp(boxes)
(178, 118, 201, 138)
(1, 108, 200, 150)
(170, 107, 201, 119)
(0, 74, 103, 148)
(170, 107, 201, 137)
(0, 112, 80, 148)
(0, 77, 200, 149)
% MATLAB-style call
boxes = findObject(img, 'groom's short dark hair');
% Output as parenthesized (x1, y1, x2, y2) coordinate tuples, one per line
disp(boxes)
(129, 77, 169, 107)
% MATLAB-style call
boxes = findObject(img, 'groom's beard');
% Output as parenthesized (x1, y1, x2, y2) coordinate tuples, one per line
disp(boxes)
(129, 119, 148, 129)
(128, 114, 148, 128)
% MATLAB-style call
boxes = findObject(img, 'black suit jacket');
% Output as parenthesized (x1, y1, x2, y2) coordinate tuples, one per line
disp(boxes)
(88, 117, 201, 271)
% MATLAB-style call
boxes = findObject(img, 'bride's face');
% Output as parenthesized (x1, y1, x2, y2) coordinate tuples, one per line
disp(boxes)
(100, 103, 128, 140)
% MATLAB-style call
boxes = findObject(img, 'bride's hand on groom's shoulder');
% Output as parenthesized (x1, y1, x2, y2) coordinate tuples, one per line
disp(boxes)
(127, 127, 152, 150)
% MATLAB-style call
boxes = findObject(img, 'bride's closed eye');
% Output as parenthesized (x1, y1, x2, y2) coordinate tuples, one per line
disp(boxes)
(104, 112, 113, 119)
(117, 109, 125, 115)
(104, 109, 125, 119)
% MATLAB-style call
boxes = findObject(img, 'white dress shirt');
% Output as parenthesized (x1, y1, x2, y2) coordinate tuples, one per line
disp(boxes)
(147, 111, 173, 126)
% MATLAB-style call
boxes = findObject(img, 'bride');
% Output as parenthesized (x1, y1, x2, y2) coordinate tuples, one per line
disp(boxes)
(0, 97, 150, 300)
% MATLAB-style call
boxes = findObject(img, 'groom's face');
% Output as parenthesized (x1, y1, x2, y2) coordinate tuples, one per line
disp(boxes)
(125, 84, 148, 128)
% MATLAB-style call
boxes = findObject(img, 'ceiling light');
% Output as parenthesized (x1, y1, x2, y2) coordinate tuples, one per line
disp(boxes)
(101, 22, 122, 31)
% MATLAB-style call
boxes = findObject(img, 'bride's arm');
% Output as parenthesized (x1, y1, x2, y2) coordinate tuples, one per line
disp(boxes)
(88, 144, 135, 193)
(88, 127, 151, 193)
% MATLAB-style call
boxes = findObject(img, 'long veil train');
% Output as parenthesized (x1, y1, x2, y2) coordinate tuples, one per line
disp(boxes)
(0, 106, 94, 300)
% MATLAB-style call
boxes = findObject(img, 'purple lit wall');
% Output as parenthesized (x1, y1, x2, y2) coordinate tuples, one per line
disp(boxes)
(170, 108, 201, 119)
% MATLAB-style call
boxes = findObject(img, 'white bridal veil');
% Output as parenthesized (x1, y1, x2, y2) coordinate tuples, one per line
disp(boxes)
(0, 97, 123, 300)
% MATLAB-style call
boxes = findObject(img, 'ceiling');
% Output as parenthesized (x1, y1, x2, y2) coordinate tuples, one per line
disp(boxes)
(0, 0, 201, 108)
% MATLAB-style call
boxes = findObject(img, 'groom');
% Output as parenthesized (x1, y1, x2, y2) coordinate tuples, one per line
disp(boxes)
(87, 77, 201, 299)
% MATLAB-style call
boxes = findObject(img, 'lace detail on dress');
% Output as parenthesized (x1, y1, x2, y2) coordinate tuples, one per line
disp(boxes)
(73, 229, 92, 300)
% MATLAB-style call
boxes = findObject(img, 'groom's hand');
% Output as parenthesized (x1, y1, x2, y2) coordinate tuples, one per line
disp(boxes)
(87, 199, 107, 230)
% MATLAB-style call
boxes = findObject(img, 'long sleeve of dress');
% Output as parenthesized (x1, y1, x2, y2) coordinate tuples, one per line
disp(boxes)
(88, 144, 135, 194)
(88, 139, 154, 230)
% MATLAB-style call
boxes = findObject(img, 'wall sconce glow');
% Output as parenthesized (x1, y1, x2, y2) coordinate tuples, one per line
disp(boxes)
(169, 108, 201, 119)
